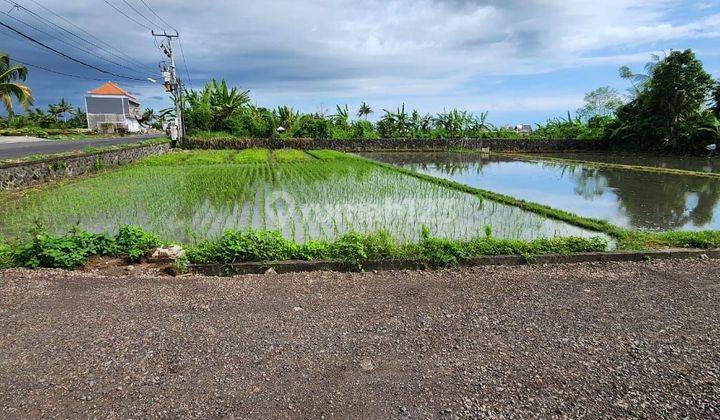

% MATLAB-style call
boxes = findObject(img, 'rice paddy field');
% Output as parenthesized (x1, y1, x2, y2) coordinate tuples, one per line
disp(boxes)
(0, 149, 603, 244)
(361, 151, 720, 232)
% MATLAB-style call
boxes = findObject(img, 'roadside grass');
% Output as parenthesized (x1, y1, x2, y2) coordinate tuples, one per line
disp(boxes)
(46, 134, 119, 141)
(0, 226, 608, 271)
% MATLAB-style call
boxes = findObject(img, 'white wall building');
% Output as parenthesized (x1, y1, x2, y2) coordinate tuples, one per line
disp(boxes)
(85, 82, 142, 133)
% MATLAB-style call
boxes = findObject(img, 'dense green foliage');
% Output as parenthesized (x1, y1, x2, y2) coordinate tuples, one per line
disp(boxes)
(185, 228, 608, 268)
(0, 226, 608, 270)
(607, 50, 718, 153)
(182, 51, 720, 155)
(3, 226, 159, 269)
(1, 98, 88, 131)
(182, 80, 602, 140)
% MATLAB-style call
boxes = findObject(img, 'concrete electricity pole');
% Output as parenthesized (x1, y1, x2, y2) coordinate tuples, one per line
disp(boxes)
(152, 31, 184, 145)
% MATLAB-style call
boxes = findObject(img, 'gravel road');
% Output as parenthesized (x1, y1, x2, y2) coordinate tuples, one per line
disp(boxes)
(1, 259, 719, 418)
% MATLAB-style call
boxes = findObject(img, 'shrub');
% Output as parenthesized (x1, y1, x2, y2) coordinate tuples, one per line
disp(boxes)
(328, 231, 368, 267)
(13, 228, 113, 269)
(215, 230, 297, 263)
(0, 243, 13, 269)
(115, 226, 161, 262)
(295, 240, 331, 261)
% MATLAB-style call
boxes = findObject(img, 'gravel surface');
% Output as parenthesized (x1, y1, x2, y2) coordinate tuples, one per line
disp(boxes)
(1, 259, 719, 418)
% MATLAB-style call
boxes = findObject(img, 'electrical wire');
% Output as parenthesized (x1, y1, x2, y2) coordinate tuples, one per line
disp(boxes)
(0, 19, 148, 81)
(120, 0, 161, 30)
(12, 58, 107, 81)
(102, 0, 153, 31)
(177, 38, 193, 90)
(135, 0, 193, 90)
(135, 0, 193, 89)
(138, 0, 176, 31)
(25, 0, 155, 73)
(2, 2, 149, 77)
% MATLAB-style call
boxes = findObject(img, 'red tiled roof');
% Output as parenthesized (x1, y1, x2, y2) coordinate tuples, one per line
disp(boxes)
(88, 82, 137, 100)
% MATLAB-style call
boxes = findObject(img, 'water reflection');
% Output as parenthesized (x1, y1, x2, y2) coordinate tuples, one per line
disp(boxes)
(361, 152, 720, 231)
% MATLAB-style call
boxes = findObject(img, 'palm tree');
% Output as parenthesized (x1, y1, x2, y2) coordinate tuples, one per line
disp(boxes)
(619, 53, 663, 96)
(138, 108, 155, 128)
(56, 98, 71, 122)
(69, 107, 86, 127)
(47, 104, 62, 122)
(357, 102, 373, 119)
(0, 52, 33, 118)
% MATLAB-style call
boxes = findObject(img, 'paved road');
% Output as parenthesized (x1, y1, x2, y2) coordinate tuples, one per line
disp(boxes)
(1, 259, 718, 418)
(0, 134, 166, 160)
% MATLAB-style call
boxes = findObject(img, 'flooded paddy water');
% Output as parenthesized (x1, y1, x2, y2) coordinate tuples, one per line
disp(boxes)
(361, 151, 720, 231)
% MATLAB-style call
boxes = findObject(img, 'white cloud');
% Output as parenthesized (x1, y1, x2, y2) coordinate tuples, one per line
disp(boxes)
(8, 0, 720, 116)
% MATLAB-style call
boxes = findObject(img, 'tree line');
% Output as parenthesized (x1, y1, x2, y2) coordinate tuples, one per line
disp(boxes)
(2, 49, 719, 153)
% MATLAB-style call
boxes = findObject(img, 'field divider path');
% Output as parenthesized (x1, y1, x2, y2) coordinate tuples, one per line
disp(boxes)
(491, 152, 720, 179)
(351, 152, 626, 238)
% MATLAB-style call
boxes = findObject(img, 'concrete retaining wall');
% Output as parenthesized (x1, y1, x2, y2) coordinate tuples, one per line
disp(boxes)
(183, 137, 604, 153)
(190, 248, 719, 276)
(0, 142, 171, 190)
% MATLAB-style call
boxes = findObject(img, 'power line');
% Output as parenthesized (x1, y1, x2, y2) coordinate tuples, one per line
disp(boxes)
(12, 58, 107, 81)
(25, 0, 155, 73)
(178, 38, 193, 90)
(136, 0, 193, 90)
(121, 0, 161, 30)
(138, 0, 176, 31)
(102, 0, 153, 31)
(0, 19, 148, 81)
(2, 2, 149, 77)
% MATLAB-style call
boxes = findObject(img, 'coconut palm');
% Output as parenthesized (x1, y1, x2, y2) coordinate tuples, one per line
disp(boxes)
(0, 52, 33, 117)
(357, 102, 373, 119)
(138, 108, 156, 128)
(47, 104, 63, 122)
(56, 98, 71, 122)
(619, 53, 663, 96)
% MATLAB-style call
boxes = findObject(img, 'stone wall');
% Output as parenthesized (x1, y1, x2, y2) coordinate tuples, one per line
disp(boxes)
(182, 137, 604, 152)
(0, 142, 171, 190)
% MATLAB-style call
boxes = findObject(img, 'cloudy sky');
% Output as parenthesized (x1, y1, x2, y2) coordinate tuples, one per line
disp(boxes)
(1, 0, 719, 125)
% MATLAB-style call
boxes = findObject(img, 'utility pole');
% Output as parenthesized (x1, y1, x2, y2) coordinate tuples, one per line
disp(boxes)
(152, 30, 183, 145)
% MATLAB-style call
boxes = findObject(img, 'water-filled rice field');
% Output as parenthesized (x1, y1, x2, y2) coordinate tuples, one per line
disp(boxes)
(0, 149, 601, 244)
(361, 151, 720, 231)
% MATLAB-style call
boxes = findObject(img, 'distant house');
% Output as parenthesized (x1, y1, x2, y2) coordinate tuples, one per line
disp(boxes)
(514, 124, 533, 134)
(85, 82, 142, 133)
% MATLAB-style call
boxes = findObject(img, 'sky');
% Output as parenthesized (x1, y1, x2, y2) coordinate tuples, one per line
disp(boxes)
(1, 0, 719, 125)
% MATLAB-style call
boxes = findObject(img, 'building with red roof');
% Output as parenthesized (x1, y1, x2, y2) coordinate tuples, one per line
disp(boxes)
(84, 82, 143, 133)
